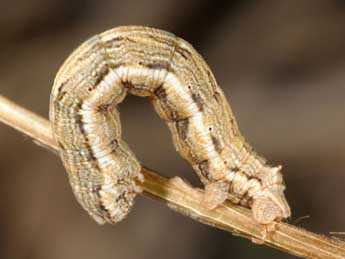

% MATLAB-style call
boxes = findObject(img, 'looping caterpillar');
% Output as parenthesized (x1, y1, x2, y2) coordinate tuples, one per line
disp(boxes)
(50, 26, 291, 225)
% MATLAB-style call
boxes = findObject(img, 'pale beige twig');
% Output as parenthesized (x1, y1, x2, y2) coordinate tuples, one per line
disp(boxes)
(0, 94, 344, 259)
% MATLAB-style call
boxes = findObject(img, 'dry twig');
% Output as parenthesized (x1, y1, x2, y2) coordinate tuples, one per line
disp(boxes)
(0, 94, 344, 259)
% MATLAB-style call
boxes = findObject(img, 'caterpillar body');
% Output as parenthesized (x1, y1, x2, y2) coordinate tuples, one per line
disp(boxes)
(50, 26, 290, 225)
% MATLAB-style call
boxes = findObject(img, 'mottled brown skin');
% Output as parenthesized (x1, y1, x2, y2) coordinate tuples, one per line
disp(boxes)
(50, 26, 290, 225)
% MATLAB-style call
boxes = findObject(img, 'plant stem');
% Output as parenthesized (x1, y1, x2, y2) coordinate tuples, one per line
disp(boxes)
(0, 94, 344, 259)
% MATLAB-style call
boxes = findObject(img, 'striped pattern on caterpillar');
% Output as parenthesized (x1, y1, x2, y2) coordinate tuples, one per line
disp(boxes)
(50, 26, 290, 225)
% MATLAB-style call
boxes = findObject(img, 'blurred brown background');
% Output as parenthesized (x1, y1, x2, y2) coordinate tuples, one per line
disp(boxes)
(0, 0, 344, 258)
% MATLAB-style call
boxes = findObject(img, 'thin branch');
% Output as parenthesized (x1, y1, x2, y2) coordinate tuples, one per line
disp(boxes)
(0, 94, 344, 259)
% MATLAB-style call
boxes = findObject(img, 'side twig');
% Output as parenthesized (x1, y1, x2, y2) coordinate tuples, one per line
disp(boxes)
(0, 94, 344, 259)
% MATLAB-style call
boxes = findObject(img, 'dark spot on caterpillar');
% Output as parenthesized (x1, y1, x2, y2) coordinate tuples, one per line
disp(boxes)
(75, 114, 85, 134)
(213, 91, 221, 103)
(91, 185, 102, 193)
(122, 80, 134, 89)
(175, 118, 189, 140)
(198, 160, 211, 179)
(153, 84, 184, 121)
(74, 111, 99, 169)
(93, 187, 112, 220)
(211, 135, 222, 153)
(231, 167, 240, 173)
(125, 37, 137, 44)
(93, 64, 110, 89)
(145, 62, 174, 73)
(115, 192, 126, 203)
(56, 90, 67, 102)
(145, 62, 167, 70)
(75, 101, 82, 110)
(153, 84, 167, 99)
(175, 45, 191, 60)
(110, 139, 119, 147)
(57, 79, 70, 93)
(169, 110, 180, 121)
(103, 40, 120, 49)
(98, 103, 111, 113)
(191, 93, 203, 111)
(87, 149, 97, 161)
(108, 36, 124, 42)
(99, 203, 110, 214)
(106, 139, 120, 157)
(109, 139, 119, 153)
(57, 141, 66, 151)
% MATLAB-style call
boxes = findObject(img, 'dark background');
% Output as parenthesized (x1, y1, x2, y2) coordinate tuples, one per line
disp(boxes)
(0, 1, 344, 258)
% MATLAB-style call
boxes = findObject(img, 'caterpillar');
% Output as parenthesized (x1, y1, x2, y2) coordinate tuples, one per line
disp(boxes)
(50, 26, 290, 225)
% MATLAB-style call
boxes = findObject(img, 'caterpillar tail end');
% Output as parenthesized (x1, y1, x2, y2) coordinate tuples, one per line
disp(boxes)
(251, 185, 291, 225)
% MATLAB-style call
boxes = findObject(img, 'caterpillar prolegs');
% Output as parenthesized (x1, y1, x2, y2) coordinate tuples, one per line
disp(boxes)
(50, 26, 290, 225)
